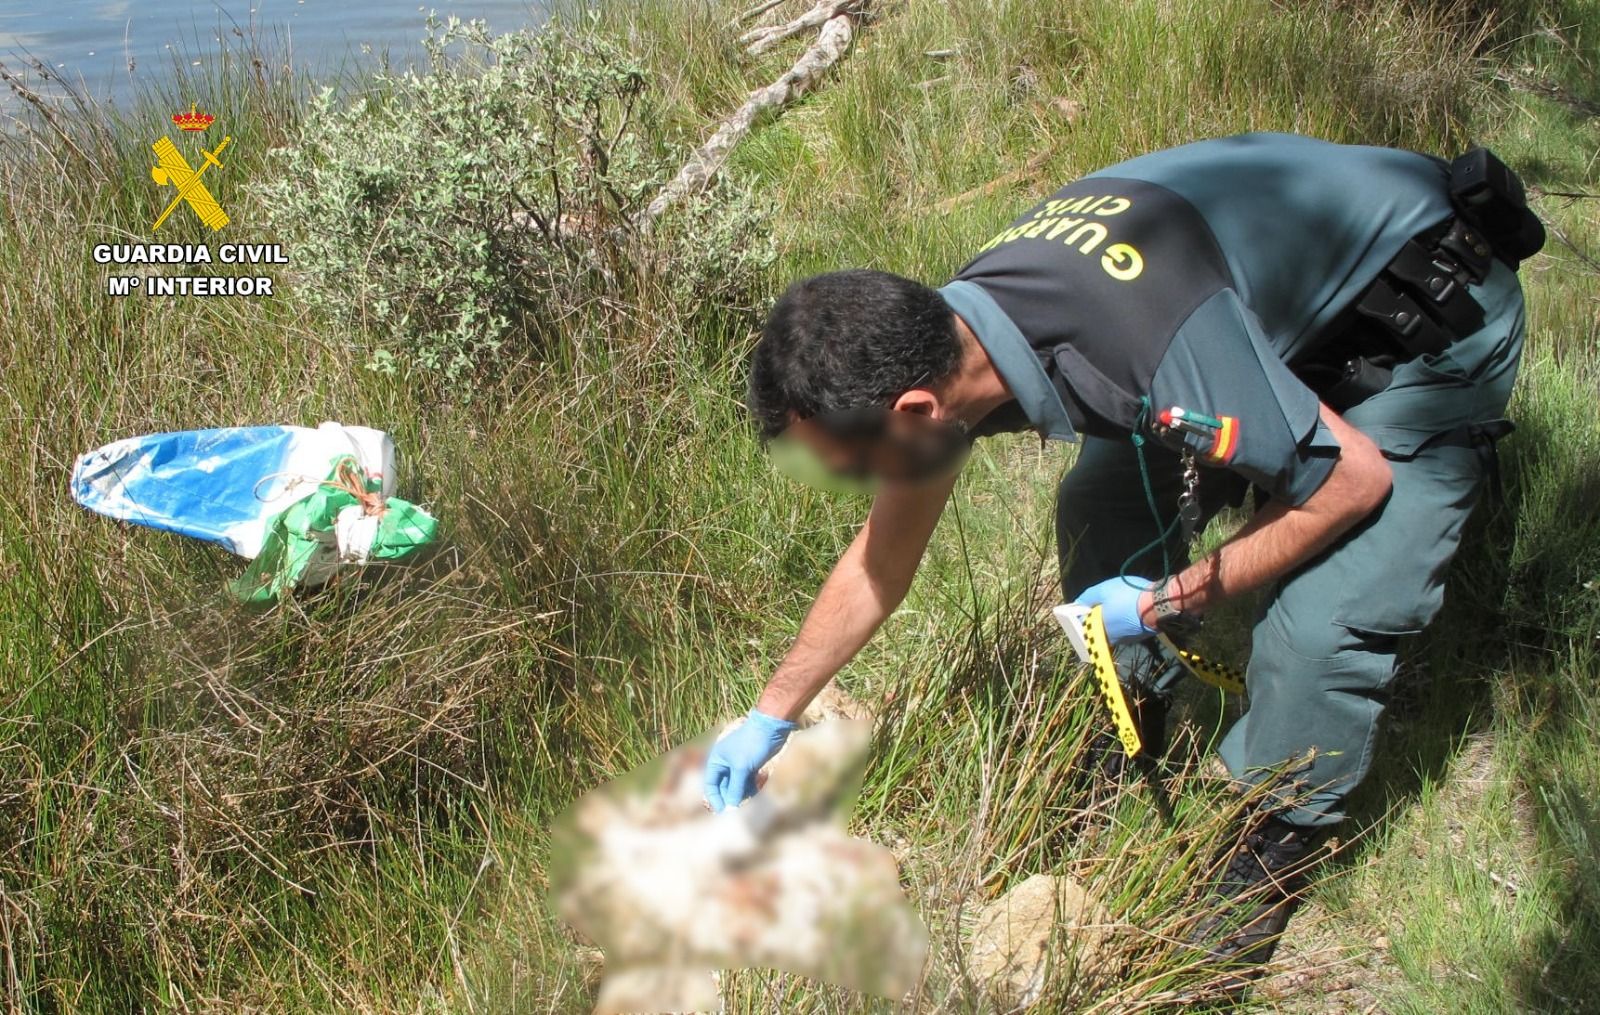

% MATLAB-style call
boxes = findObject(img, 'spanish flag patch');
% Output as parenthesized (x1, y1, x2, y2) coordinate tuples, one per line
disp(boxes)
(1209, 414, 1239, 464)
(1155, 406, 1240, 465)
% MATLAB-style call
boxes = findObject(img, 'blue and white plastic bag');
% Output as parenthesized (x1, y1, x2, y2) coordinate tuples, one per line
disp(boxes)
(71, 422, 436, 600)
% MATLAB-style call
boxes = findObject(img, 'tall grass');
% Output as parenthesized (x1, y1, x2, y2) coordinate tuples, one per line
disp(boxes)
(2, 0, 1598, 1011)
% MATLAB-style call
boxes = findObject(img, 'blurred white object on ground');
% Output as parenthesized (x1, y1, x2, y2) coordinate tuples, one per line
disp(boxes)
(551, 719, 928, 1014)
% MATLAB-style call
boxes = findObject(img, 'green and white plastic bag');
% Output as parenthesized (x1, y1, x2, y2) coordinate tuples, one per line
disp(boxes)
(72, 422, 438, 603)
(231, 455, 439, 603)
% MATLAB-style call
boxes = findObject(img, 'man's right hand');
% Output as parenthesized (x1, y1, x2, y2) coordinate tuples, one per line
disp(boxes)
(703, 709, 798, 812)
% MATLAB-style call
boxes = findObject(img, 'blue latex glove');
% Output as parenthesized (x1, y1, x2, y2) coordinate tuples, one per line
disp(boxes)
(1076, 575, 1157, 644)
(703, 708, 797, 812)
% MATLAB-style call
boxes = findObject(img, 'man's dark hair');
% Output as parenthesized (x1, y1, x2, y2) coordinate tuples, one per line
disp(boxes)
(746, 269, 960, 440)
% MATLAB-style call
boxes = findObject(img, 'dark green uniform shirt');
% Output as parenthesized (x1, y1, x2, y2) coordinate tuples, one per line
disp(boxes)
(944, 132, 1455, 505)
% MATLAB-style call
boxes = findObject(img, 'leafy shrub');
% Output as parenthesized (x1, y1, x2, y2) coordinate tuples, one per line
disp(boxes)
(254, 17, 773, 382)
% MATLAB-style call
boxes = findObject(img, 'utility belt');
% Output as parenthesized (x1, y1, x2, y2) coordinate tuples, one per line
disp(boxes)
(1296, 147, 1545, 412)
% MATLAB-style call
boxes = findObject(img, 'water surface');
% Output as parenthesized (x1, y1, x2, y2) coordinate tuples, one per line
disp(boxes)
(0, 0, 546, 109)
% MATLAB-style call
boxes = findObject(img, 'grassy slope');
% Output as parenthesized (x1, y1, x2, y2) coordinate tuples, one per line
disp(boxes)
(2, 0, 1598, 1011)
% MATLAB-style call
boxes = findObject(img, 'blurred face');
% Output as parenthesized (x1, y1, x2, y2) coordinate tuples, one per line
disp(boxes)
(768, 400, 972, 495)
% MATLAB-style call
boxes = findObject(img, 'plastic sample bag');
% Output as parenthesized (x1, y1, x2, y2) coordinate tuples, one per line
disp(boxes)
(71, 422, 437, 601)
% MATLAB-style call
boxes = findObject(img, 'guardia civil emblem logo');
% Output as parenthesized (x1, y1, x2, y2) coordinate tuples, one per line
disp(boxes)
(149, 104, 231, 232)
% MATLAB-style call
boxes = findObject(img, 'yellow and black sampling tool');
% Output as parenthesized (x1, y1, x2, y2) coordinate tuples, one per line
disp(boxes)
(1052, 603, 1245, 762)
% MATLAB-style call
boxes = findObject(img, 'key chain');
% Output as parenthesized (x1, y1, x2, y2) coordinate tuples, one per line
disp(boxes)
(1178, 446, 1203, 542)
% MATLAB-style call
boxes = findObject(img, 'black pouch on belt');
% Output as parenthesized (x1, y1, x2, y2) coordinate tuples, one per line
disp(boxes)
(1295, 149, 1541, 413)
(1323, 354, 1396, 411)
(1449, 148, 1546, 268)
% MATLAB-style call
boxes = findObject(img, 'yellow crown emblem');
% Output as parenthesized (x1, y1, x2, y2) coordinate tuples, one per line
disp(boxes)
(172, 103, 215, 133)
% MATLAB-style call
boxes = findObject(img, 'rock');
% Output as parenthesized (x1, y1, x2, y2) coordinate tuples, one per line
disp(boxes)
(1050, 96, 1084, 124)
(967, 874, 1117, 1010)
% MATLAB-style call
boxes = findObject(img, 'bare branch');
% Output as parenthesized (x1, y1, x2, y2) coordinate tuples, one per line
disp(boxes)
(1542, 215, 1600, 275)
(1494, 69, 1600, 118)
(644, 14, 854, 222)
(932, 149, 1057, 215)
(735, 0, 792, 27)
(740, 0, 855, 57)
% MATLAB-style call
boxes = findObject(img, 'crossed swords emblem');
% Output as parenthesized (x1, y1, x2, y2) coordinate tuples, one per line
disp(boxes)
(150, 134, 232, 232)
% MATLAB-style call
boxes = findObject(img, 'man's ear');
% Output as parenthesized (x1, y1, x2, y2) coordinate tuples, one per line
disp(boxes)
(892, 388, 943, 418)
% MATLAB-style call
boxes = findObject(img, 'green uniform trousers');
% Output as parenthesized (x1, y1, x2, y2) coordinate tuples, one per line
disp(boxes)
(1057, 260, 1525, 827)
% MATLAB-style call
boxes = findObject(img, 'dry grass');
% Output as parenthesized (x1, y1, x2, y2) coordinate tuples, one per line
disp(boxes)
(2, 0, 1598, 1011)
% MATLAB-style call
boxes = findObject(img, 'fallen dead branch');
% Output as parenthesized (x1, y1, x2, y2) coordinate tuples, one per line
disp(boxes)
(734, 0, 792, 27)
(1532, 187, 1600, 201)
(929, 97, 1080, 214)
(741, 0, 857, 57)
(644, 13, 854, 221)
(1495, 69, 1600, 118)
(1540, 214, 1600, 275)
(932, 148, 1057, 215)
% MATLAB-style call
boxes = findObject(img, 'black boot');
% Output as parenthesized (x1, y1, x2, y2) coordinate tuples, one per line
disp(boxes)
(1188, 814, 1331, 981)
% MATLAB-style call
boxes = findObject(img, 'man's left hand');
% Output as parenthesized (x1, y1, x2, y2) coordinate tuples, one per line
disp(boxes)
(703, 709, 797, 812)
(1077, 576, 1157, 644)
